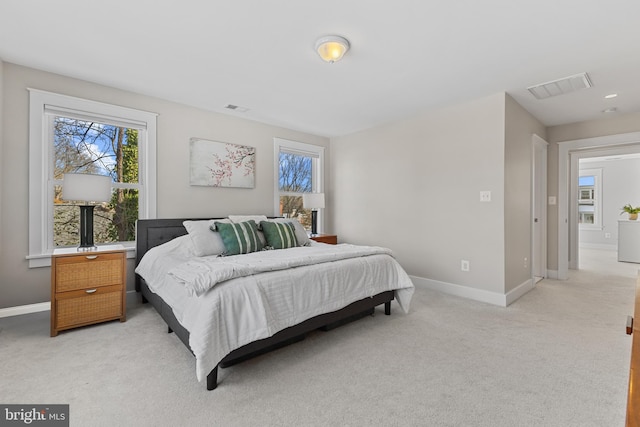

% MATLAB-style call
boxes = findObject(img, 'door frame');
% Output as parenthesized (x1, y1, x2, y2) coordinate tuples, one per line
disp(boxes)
(557, 131, 640, 279)
(532, 134, 548, 281)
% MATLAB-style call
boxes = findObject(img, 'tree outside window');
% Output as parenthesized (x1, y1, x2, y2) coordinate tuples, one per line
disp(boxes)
(279, 152, 312, 229)
(275, 139, 324, 232)
(53, 117, 139, 247)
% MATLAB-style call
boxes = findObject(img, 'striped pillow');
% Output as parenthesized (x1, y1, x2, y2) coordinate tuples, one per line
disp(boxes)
(213, 220, 263, 255)
(260, 221, 298, 249)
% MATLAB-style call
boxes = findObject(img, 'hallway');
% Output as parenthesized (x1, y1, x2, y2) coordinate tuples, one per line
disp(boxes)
(579, 247, 639, 280)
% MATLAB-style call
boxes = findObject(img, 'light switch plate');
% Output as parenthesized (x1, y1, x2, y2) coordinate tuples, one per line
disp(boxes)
(548, 196, 557, 205)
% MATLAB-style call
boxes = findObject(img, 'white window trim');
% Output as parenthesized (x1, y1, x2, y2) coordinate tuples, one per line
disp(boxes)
(27, 89, 157, 267)
(578, 167, 602, 231)
(273, 138, 325, 232)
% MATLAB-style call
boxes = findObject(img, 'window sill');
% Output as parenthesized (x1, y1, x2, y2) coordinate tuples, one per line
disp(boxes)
(26, 243, 136, 268)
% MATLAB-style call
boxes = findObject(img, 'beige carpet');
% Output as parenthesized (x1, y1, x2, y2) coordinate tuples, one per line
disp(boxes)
(0, 248, 636, 426)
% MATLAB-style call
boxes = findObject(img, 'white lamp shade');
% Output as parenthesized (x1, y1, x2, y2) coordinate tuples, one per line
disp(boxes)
(62, 173, 112, 203)
(303, 192, 325, 209)
(315, 36, 350, 63)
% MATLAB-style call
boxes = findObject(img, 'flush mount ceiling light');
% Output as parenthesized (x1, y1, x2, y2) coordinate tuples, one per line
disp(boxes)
(315, 35, 350, 63)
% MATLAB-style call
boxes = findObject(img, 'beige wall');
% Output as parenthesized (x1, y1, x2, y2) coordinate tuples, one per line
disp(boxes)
(331, 93, 508, 295)
(546, 111, 640, 271)
(0, 59, 3, 259)
(504, 94, 546, 292)
(0, 62, 329, 309)
(547, 112, 640, 143)
(7, 58, 632, 310)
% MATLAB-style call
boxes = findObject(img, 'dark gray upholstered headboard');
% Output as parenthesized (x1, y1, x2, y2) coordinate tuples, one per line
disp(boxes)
(135, 218, 220, 291)
(136, 218, 214, 267)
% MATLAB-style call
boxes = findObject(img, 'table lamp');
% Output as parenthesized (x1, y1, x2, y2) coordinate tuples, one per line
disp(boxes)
(302, 192, 325, 235)
(62, 173, 112, 251)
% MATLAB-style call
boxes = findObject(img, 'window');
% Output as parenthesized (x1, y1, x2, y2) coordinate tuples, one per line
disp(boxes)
(28, 89, 157, 267)
(273, 138, 324, 232)
(578, 168, 602, 229)
(53, 117, 139, 246)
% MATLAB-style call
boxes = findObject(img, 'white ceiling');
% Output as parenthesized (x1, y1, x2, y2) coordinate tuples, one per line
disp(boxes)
(2, 1, 640, 138)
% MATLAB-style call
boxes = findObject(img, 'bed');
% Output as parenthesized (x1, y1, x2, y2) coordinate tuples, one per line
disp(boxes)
(134, 217, 414, 390)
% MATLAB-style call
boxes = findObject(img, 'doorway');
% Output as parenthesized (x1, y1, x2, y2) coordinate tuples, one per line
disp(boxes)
(557, 131, 640, 278)
(576, 152, 640, 269)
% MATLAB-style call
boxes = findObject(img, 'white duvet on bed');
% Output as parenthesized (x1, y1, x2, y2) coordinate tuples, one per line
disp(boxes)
(135, 236, 415, 382)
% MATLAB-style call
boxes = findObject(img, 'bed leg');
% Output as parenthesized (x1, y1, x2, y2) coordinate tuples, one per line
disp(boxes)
(207, 365, 219, 391)
(385, 301, 391, 315)
(141, 294, 148, 304)
(168, 326, 173, 334)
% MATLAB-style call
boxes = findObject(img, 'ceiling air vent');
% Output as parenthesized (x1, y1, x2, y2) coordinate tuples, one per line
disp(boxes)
(224, 104, 249, 112)
(527, 72, 592, 100)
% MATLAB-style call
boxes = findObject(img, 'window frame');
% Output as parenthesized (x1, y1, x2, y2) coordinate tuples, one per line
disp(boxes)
(578, 167, 602, 231)
(27, 89, 157, 267)
(273, 138, 325, 232)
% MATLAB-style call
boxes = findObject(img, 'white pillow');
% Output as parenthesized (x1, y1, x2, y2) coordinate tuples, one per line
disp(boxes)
(269, 218, 311, 246)
(183, 219, 231, 256)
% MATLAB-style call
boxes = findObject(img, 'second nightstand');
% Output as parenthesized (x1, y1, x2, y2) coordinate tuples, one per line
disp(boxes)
(50, 245, 127, 337)
(310, 234, 338, 245)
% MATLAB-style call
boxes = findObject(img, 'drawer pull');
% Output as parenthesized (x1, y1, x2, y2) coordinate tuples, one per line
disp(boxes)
(628, 316, 634, 335)
(85, 289, 98, 294)
(85, 255, 98, 260)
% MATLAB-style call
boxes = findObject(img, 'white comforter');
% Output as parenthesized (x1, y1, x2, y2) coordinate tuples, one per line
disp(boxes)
(168, 243, 400, 297)
(135, 236, 415, 382)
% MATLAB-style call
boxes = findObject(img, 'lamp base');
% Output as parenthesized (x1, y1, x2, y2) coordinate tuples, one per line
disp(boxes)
(311, 210, 318, 235)
(78, 205, 97, 251)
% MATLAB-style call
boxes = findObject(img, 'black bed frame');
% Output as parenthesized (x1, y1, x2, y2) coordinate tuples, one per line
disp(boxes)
(135, 218, 395, 390)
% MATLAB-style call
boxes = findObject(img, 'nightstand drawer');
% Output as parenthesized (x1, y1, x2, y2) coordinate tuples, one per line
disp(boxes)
(55, 253, 124, 292)
(55, 285, 123, 330)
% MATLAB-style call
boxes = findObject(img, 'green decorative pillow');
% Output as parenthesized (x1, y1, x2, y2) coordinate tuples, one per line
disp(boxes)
(213, 220, 263, 255)
(260, 221, 298, 249)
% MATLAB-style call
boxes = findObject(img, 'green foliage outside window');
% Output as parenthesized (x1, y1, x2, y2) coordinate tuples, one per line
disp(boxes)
(53, 117, 139, 246)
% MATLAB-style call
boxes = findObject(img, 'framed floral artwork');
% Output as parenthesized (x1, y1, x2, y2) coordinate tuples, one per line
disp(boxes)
(189, 138, 255, 188)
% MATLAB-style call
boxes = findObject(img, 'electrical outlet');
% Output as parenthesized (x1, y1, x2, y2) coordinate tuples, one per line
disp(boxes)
(524, 257, 528, 268)
(480, 191, 491, 202)
(461, 260, 470, 271)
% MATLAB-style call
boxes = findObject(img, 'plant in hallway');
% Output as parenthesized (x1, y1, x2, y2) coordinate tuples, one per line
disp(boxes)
(621, 204, 640, 220)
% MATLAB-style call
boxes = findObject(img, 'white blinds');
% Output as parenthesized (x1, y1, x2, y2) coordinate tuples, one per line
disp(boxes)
(279, 146, 320, 158)
(44, 105, 148, 130)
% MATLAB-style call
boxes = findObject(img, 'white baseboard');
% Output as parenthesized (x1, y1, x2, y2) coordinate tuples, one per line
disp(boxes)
(546, 269, 570, 280)
(410, 276, 535, 307)
(505, 279, 535, 306)
(579, 243, 617, 251)
(0, 302, 50, 318)
(546, 269, 559, 279)
(410, 276, 507, 307)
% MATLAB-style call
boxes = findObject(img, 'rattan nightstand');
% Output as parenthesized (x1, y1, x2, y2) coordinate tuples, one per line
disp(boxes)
(50, 245, 126, 336)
